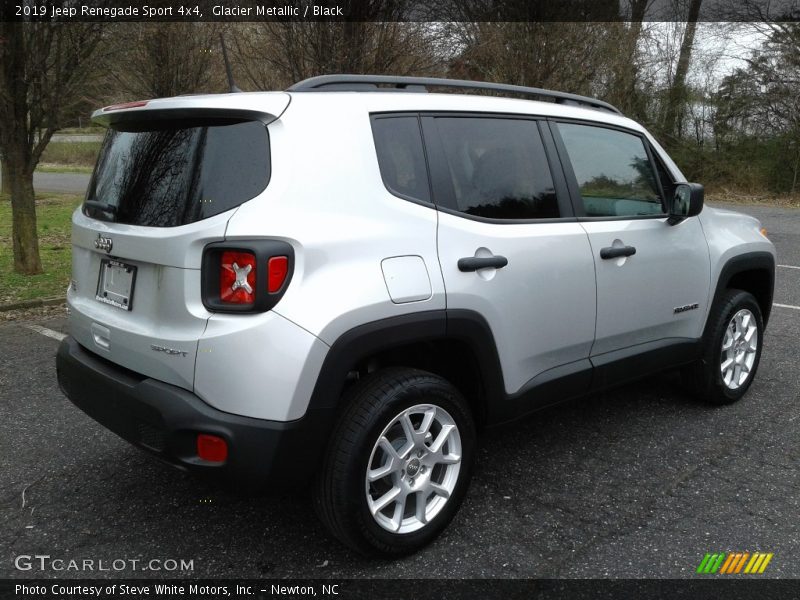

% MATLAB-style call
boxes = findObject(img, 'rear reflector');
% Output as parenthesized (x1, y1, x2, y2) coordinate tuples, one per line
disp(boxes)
(196, 434, 228, 463)
(102, 100, 149, 111)
(220, 250, 256, 304)
(268, 256, 289, 293)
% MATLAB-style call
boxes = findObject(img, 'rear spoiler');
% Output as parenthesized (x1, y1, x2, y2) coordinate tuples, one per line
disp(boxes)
(91, 92, 291, 128)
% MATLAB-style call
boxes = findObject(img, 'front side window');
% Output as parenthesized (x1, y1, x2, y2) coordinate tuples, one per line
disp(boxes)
(557, 123, 663, 218)
(435, 117, 559, 220)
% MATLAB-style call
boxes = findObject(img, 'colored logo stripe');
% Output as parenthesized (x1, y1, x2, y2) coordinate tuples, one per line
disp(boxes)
(697, 553, 725, 573)
(720, 552, 749, 574)
(744, 553, 774, 574)
(697, 552, 773, 574)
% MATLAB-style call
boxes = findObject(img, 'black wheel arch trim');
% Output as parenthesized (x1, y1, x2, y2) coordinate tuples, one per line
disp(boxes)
(710, 251, 775, 328)
(306, 309, 506, 416)
(303, 310, 503, 474)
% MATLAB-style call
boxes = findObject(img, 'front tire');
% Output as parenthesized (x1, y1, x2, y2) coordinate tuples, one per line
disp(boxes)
(686, 289, 764, 405)
(314, 367, 476, 557)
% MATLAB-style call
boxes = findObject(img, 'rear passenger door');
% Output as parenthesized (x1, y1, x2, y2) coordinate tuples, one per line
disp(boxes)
(424, 114, 597, 403)
(551, 120, 711, 363)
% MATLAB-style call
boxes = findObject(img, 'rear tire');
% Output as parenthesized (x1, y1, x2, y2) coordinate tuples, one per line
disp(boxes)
(685, 289, 764, 405)
(313, 367, 476, 557)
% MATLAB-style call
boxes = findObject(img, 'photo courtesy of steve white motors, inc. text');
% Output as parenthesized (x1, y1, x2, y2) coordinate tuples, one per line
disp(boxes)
(14, 583, 340, 597)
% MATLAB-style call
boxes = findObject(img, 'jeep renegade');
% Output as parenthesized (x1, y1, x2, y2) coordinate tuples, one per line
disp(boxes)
(56, 75, 776, 556)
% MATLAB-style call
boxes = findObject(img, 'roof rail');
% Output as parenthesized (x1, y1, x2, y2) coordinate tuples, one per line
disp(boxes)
(287, 74, 622, 115)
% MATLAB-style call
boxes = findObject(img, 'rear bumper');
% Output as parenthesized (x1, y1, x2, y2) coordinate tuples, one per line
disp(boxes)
(56, 336, 331, 489)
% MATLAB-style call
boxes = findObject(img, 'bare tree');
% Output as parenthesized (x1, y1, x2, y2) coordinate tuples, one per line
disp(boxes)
(663, 0, 703, 140)
(105, 23, 224, 100)
(604, 0, 652, 119)
(0, 22, 103, 274)
(718, 23, 800, 193)
(1, 159, 9, 196)
(231, 21, 445, 90)
(444, 21, 623, 99)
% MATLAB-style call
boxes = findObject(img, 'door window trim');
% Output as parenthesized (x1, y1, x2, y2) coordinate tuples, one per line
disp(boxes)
(419, 111, 578, 224)
(547, 118, 669, 222)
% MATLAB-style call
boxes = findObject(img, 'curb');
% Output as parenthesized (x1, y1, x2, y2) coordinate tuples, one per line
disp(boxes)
(0, 297, 65, 312)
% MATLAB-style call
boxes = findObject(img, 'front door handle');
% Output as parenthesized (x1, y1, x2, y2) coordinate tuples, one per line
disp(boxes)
(458, 255, 508, 272)
(600, 245, 636, 260)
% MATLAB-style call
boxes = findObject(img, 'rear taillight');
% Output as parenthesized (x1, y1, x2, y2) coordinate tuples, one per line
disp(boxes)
(201, 241, 294, 313)
(220, 250, 257, 304)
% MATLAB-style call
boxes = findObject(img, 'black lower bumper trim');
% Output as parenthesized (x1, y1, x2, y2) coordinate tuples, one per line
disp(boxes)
(56, 337, 331, 489)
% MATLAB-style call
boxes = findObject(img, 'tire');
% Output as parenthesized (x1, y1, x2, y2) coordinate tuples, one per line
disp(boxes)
(313, 367, 476, 557)
(685, 289, 764, 405)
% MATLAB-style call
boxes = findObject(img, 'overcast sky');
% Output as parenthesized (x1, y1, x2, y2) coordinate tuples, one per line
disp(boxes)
(645, 22, 769, 85)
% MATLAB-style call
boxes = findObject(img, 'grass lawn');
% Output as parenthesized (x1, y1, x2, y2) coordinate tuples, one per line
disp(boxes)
(705, 189, 800, 208)
(40, 141, 101, 167)
(58, 127, 105, 135)
(0, 193, 82, 305)
(33, 139, 99, 175)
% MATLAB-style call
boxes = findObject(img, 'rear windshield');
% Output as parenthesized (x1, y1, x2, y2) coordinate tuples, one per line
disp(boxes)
(84, 118, 270, 227)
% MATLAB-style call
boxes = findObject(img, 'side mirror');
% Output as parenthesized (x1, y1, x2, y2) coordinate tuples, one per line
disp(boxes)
(668, 182, 704, 225)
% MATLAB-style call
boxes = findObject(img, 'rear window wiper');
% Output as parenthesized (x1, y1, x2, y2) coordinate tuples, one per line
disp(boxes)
(84, 200, 117, 215)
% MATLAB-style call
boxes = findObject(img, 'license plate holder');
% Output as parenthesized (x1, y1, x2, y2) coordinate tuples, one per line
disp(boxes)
(96, 259, 137, 311)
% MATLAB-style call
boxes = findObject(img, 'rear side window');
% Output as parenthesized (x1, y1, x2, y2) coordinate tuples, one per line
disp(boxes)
(556, 123, 663, 218)
(85, 119, 269, 227)
(435, 117, 559, 220)
(371, 116, 430, 203)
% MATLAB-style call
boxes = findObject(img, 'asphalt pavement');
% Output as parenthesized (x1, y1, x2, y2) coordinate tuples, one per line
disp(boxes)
(33, 172, 91, 195)
(1, 203, 798, 580)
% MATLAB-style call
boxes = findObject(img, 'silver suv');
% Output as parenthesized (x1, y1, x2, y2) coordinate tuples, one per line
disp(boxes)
(56, 75, 776, 556)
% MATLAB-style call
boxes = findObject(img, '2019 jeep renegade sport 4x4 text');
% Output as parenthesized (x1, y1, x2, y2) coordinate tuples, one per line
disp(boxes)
(56, 75, 776, 556)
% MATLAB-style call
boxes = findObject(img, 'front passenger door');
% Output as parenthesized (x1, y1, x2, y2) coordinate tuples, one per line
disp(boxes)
(552, 121, 711, 361)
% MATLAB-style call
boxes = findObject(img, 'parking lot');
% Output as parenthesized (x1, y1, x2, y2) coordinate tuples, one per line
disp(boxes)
(1, 202, 799, 580)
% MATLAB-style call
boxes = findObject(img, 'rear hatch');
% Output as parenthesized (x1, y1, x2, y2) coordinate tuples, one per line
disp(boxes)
(67, 93, 290, 390)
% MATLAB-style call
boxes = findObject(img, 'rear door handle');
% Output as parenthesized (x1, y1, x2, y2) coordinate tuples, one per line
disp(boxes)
(600, 246, 636, 260)
(458, 256, 508, 272)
